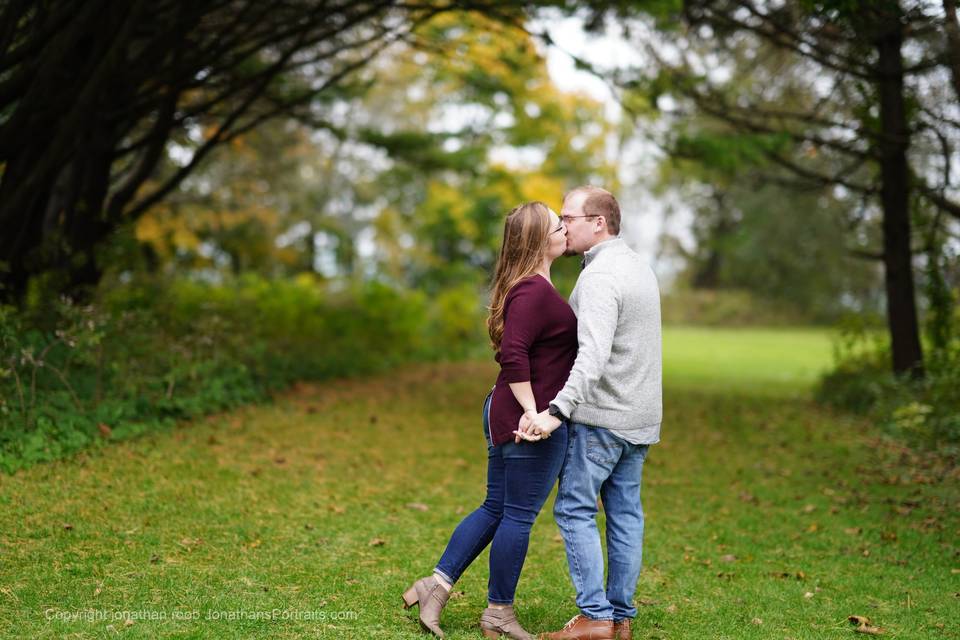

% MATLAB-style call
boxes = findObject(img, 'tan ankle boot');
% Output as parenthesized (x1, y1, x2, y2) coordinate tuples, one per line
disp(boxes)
(479, 605, 534, 640)
(401, 575, 450, 638)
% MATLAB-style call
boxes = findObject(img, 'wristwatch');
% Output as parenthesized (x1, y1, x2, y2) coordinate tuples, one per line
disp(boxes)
(548, 403, 567, 421)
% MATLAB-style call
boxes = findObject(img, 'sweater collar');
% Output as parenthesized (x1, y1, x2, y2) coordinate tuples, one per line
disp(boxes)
(581, 236, 624, 269)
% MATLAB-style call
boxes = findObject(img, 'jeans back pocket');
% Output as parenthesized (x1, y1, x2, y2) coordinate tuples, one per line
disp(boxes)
(585, 430, 622, 466)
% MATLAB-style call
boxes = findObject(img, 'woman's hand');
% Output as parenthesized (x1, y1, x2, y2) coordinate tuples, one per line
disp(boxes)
(520, 410, 537, 430)
(513, 410, 560, 443)
(514, 410, 538, 443)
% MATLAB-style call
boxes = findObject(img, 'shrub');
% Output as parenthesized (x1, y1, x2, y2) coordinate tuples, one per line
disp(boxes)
(816, 315, 960, 448)
(0, 274, 487, 473)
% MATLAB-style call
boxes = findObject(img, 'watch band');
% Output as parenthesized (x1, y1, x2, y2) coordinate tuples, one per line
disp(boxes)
(548, 403, 567, 420)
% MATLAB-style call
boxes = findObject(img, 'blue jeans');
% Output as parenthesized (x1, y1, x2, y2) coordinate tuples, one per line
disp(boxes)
(434, 389, 569, 604)
(554, 423, 650, 621)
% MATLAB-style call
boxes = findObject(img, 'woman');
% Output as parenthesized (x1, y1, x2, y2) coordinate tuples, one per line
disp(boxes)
(401, 201, 578, 639)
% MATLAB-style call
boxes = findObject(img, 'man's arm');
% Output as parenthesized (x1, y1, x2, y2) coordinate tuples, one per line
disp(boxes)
(549, 272, 619, 419)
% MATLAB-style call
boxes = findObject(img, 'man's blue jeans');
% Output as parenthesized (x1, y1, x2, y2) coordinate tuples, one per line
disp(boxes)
(554, 423, 650, 621)
(433, 389, 569, 604)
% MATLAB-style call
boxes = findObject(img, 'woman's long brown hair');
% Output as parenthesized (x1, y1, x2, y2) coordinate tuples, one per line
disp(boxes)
(487, 201, 553, 352)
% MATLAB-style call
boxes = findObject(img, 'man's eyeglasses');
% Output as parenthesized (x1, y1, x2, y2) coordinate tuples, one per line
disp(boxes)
(561, 214, 600, 224)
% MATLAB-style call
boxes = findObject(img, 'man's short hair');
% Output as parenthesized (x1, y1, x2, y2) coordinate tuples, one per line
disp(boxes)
(563, 186, 621, 235)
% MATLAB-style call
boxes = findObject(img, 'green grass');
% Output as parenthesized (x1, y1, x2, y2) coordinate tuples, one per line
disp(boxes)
(0, 328, 957, 639)
(664, 326, 835, 395)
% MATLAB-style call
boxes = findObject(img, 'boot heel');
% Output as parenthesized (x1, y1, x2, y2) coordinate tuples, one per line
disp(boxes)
(401, 587, 418, 609)
(481, 630, 501, 640)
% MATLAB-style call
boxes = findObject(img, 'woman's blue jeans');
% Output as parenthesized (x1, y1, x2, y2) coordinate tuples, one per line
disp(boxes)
(433, 389, 568, 604)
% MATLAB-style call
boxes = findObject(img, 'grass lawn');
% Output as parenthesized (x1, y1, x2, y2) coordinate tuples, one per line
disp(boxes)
(0, 328, 956, 639)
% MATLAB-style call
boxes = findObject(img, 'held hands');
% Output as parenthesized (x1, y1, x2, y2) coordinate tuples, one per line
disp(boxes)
(513, 409, 561, 443)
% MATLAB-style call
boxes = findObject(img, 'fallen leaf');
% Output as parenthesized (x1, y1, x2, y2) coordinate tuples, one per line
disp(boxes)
(63, 523, 73, 531)
(97, 423, 112, 437)
(854, 624, 884, 635)
(665, 604, 677, 614)
(751, 617, 763, 625)
(368, 537, 386, 547)
(804, 592, 814, 599)
(406, 503, 429, 512)
(720, 554, 737, 563)
(802, 504, 816, 514)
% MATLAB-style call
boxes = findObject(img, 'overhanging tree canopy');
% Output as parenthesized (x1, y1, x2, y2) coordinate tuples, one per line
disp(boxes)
(0, 0, 522, 302)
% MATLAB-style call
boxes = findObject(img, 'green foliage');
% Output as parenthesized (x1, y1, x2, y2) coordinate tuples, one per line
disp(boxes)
(673, 130, 792, 176)
(924, 242, 957, 352)
(658, 177, 884, 322)
(817, 314, 960, 446)
(660, 288, 819, 326)
(0, 275, 487, 473)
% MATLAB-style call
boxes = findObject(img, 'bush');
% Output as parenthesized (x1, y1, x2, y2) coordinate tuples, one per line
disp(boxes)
(661, 288, 819, 327)
(0, 274, 487, 473)
(816, 315, 960, 448)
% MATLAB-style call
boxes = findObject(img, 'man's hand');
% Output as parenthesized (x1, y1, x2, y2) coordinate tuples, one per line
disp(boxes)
(513, 410, 561, 443)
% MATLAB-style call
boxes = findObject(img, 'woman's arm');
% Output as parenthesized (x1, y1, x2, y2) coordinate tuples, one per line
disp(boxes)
(508, 381, 537, 414)
(498, 280, 547, 438)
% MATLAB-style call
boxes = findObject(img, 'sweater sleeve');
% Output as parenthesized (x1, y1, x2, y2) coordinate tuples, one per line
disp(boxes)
(551, 272, 620, 417)
(497, 279, 548, 383)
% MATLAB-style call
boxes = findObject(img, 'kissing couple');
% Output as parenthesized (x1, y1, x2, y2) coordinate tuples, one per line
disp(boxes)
(402, 186, 662, 640)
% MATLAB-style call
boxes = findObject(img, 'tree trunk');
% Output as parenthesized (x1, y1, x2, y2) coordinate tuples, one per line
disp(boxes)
(875, 20, 925, 378)
(943, 0, 960, 102)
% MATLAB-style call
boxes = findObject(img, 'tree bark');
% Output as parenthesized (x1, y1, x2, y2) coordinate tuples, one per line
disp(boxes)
(875, 18, 925, 378)
(943, 0, 960, 102)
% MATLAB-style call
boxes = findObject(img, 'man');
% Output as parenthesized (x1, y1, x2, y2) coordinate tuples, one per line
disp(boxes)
(517, 186, 662, 640)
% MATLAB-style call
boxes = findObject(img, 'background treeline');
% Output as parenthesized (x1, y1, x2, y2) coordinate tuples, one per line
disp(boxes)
(1, 1, 958, 470)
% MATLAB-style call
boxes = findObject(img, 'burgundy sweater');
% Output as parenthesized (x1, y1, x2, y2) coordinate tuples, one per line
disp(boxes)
(489, 275, 578, 446)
